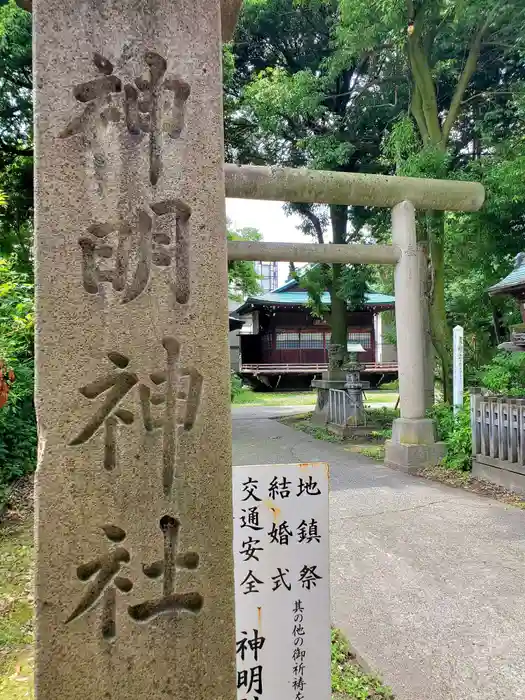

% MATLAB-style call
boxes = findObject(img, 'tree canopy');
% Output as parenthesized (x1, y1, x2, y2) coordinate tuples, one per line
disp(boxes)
(226, 0, 525, 389)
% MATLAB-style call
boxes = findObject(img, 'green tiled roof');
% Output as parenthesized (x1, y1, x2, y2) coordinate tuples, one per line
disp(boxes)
(488, 261, 525, 295)
(235, 289, 394, 313)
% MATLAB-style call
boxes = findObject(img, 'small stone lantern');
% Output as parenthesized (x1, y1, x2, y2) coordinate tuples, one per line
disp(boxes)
(343, 342, 366, 427)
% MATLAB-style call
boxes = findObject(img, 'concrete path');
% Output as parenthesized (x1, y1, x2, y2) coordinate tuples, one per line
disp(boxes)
(232, 409, 525, 700)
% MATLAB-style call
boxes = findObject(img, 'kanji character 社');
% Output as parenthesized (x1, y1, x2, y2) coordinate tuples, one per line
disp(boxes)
(127, 515, 203, 622)
(65, 524, 133, 640)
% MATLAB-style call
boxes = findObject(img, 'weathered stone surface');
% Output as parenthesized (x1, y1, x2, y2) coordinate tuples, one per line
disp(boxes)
(391, 417, 436, 445)
(384, 440, 446, 472)
(34, 2, 235, 699)
(221, 0, 243, 40)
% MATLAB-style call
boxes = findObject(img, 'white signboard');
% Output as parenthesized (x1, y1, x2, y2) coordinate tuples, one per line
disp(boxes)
(233, 463, 331, 700)
(453, 325, 464, 415)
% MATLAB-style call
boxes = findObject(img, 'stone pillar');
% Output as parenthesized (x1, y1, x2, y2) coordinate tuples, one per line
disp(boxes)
(385, 201, 445, 471)
(34, 2, 235, 699)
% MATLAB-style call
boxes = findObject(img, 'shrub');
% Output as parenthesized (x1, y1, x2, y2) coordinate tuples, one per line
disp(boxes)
(0, 257, 36, 485)
(231, 372, 243, 401)
(478, 351, 525, 396)
(429, 398, 472, 471)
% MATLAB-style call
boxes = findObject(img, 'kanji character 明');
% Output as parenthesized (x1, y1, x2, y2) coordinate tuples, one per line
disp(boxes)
(60, 52, 191, 186)
(237, 665, 263, 695)
(65, 524, 133, 640)
(127, 515, 203, 622)
(79, 198, 191, 306)
(236, 629, 266, 662)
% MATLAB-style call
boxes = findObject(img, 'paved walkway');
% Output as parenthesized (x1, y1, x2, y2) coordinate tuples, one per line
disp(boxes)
(232, 407, 525, 700)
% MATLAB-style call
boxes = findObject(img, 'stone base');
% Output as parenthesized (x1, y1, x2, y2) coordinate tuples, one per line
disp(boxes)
(391, 417, 436, 445)
(384, 440, 446, 473)
(311, 379, 346, 425)
(472, 459, 525, 496)
(326, 423, 379, 439)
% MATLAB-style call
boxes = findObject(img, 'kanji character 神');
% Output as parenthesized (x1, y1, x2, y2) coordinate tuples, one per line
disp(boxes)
(127, 515, 203, 622)
(79, 198, 191, 307)
(65, 524, 133, 640)
(69, 338, 202, 492)
(60, 52, 191, 186)
(236, 628, 266, 662)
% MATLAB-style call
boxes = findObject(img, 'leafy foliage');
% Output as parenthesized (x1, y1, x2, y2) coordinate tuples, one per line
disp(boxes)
(430, 400, 472, 471)
(0, 256, 35, 485)
(230, 372, 244, 401)
(478, 352, 525, 396)
(0, 1, 32, 270)
(227, 225, 262, 300)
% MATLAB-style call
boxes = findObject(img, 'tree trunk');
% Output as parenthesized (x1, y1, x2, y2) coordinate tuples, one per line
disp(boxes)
(427, 211, 452, 403)
(328, 205, 348, 353)
(418, 240, 435, 409)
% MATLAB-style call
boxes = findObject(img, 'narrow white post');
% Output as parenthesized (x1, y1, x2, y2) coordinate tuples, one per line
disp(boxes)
(453, 325, 464, 415)
(385, 201, 445, 470)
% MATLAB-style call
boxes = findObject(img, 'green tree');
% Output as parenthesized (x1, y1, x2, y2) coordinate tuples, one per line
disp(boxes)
(0, 0, 32, 270)
(337, 0, 525, 399)
(227, 225, 262, 299)
(0, 254, 36, 483)
(227, 0, 403, 361)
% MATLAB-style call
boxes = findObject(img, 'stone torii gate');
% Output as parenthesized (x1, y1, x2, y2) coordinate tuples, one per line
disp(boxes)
(31, 0, 484, 699)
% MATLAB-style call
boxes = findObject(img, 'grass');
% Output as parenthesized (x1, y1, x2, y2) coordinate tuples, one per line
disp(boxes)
(232, 388, 399, 408)
(331, 628, 394, 699)
(0, 518, 34, 700)
(363, 392, 398, 406)
(232, 388, 317, 406)
(345, 445, 386, 461)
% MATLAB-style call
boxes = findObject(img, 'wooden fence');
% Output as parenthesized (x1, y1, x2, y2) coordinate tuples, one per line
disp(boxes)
(470, 388, 525, 492)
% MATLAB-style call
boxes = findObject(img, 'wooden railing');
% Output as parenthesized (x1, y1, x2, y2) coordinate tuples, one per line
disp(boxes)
(239, 362, 398, 375)
(470, 389, 525, 474)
